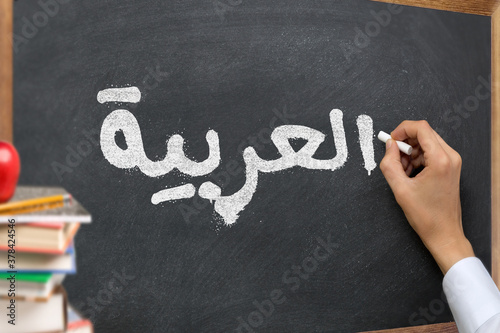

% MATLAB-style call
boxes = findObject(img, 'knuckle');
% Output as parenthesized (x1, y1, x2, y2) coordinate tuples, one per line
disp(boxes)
(379, 159, 389, 173)
(418, 120, 430, 128)
(436, 154, 451, 170)
(399, 120, 414, 129)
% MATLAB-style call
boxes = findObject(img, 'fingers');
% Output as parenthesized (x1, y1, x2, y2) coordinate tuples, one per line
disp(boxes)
(380, 139, 408, 192)
(391, 120, 443, 156)
(406, 137, 420, 147)
(405, 163, 414, 176)
(431, 130, 455, 157)
(388, 121, 462, 176)
(401, 154, 409, 170)
(391, 121, 451, 170)
(432, 130, 462, 172)
(401, 155, 414, 176)
(410, 154, 425, 169)
(407, 145, 425, 169)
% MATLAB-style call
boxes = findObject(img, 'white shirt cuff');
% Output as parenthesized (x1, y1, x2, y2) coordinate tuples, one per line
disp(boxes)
(443, 257, 500, 333)
(477, 313, 500, 333)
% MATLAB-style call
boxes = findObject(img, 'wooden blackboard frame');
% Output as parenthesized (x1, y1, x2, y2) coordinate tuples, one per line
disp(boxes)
(1, 1, 499, 332)
(0, 0, 12, 143)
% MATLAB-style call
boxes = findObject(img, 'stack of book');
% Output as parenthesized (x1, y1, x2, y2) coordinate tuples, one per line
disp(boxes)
(0, 186, 93, 333)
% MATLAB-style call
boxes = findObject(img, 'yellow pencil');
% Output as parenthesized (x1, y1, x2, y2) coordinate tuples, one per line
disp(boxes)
(0, 194, 72, 216)
(0, 201, 66, 216)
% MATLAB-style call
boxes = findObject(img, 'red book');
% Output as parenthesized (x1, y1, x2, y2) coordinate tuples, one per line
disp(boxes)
(67, 305, 94, 333)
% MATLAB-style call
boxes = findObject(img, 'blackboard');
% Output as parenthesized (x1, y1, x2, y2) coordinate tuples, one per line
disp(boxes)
(13, 0, 492, 332)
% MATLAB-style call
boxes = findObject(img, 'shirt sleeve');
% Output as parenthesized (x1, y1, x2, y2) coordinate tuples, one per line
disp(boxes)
(477, 313, 500, 333)
(443, 257, 500, 333)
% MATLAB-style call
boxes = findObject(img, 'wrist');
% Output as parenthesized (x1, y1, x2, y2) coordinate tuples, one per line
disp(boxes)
(426, 236, 475, 274)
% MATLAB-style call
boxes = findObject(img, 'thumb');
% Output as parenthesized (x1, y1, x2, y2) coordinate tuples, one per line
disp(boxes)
(380, 139, 407, 190)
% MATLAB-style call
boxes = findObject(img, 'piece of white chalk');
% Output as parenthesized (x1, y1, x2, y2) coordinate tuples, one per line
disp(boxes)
(377, 131, 413, 155)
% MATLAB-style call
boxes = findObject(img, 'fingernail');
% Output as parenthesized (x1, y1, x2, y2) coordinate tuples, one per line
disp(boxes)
(386, 139, 393, 149)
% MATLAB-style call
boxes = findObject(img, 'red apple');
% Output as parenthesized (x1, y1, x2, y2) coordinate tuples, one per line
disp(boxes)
(0, 141, 20, 203)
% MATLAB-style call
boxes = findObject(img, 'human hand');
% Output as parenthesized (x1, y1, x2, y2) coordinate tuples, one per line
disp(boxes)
(379, 120, 474, 274)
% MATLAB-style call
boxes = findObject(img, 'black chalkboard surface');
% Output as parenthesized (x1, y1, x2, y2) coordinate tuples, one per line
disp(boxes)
(13, 0, 491, 332)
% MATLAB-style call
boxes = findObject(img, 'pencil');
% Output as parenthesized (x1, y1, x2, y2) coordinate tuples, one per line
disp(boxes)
(0, 194, 72, 216)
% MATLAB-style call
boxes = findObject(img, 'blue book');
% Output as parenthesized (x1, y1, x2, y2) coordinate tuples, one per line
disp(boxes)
(0, 245, 76, 274)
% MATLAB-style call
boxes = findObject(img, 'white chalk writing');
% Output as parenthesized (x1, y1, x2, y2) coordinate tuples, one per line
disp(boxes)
(98, 87, 377, 225)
